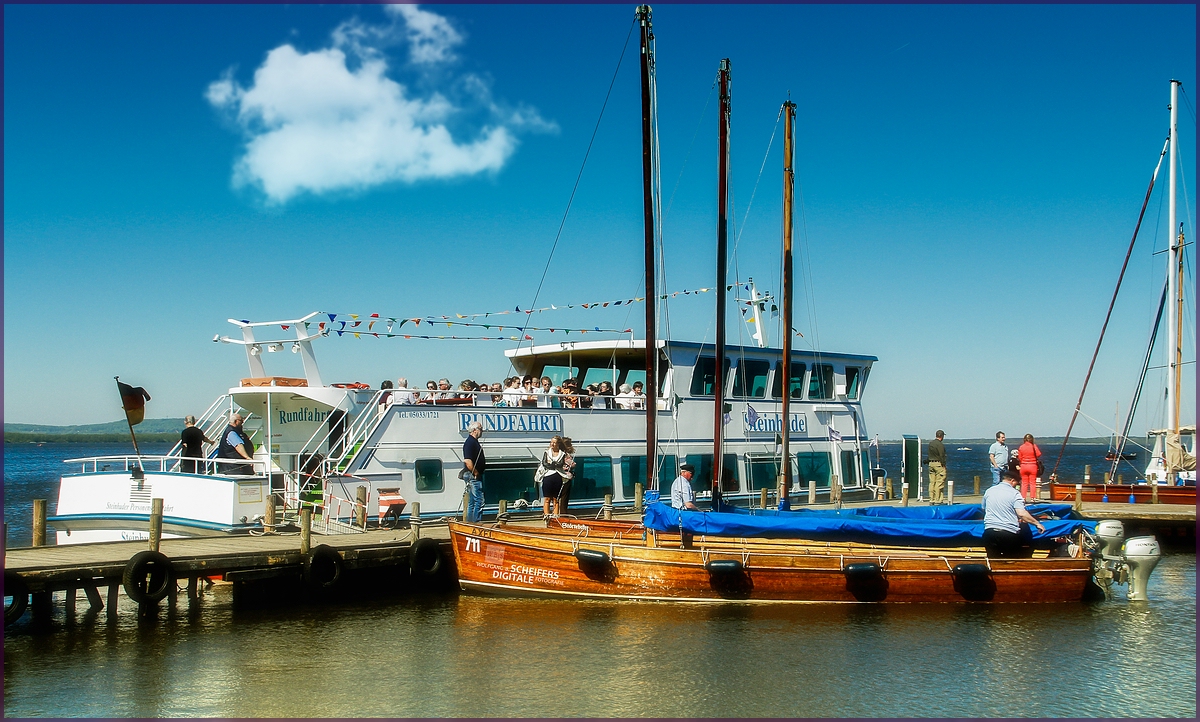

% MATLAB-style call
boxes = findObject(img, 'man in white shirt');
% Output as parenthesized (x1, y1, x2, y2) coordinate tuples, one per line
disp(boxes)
(536, 376, 558, 408)
(615, 383, 636, 409)
(988, 431, 1009, 487)
(981, 470, 1045, 557)
(393, 377, 418, 405)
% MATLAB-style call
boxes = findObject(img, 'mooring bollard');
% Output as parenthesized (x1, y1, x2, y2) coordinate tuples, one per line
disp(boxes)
(149, 498, 163, 552)
(1084, 464, 1091, 485)
(901, 483, 909, 507)
(355, 486, 367, 528)
(760, 488, 769, 509)
(1103, 471, 1111, 485)
(1116, 474, 1123, 485)
(807, 479, 816, 506)
(462, 492, 470, 522)
(410, 501, 421, 539)
(948, 480, 955, 505)
(974, 475, 980, 495)
(634, 482, 644, 512)
(885, 477, 893, 500)
(32, 499, 47, 547)
(265, 495, 276, 534)
(603, 494, 613, 520)
(1151, 474, 1159, 504)
(300, 508, 312, 555)
(1074, 483, 1083, 511)
(831, 475, 841, 508)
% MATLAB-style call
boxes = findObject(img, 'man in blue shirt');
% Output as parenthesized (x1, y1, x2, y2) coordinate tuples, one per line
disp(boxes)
(981, 470, 1045, 557)
(988, 431, 1010, 487)
(670, 463, 698, 510)
(462, 421, 486, 522)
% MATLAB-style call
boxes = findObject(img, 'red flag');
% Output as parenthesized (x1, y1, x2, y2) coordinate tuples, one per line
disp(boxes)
(117, 380, 151, 426)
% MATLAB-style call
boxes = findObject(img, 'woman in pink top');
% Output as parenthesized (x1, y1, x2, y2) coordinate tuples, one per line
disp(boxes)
(1017, 434, 1041, 502)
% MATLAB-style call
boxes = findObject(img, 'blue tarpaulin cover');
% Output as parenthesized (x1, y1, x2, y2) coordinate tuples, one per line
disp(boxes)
(642, 502, 1096, 548)
(715, 502, 1085, 521)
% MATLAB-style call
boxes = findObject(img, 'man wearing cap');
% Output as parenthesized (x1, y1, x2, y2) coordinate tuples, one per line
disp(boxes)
(928, 430, 947, 505)
(671, 463, 698, 511)
(981, 468, 1045, 557)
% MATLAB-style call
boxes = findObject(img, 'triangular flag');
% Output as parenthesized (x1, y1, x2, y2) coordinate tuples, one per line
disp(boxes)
(327, 314, 337, 322)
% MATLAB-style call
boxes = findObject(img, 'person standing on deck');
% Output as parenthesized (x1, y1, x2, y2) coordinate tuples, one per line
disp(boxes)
(180, 415, 214, 474)
(1017, 434, 1042, 502)
(671, 464, 699, 511)
(216, 414, 255, 475)
(462, 421, 486, 522)
(981, 469, 1044, 557)
(988, 431, 1009, 487)
(927, 430, 947, 504)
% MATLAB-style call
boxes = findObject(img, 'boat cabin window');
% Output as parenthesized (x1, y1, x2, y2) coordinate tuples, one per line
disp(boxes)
(840, 449, 859, 486)
(770, 362, 807, 399)
(414, 459, 444, 492)
(732, 359, 770, 398)
(684, 453, 740, 492)
(689, 357, 731, 396)
(748, 457, 782, 491)
(571, 456, 613, 499)
(796, 451, 832, 488)
(481, 463, 538, 505)
(845, 367, 865, 400)
(808, 364, 834, 400)
(581, 367, 620, 389)
(539, 365, 578, 387)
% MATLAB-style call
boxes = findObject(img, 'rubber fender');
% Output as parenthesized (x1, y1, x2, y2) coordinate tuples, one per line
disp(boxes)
(122, 550, 175, 605)
(4, 571, 29, 626)
(952, 563, 996, 602)
(304, 544, 343, 589)
(844, 562, 888, 602)
(574, 548, 611, 566)
(409, 537, 443, 578)
(705, 559, 744, 574)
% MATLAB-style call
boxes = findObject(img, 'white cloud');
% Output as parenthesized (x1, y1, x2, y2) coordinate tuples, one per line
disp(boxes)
(207, 6, 551, 204)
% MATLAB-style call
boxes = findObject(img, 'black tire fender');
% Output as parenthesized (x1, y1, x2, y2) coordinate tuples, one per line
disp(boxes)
(4, 571, 29, 626)
(409, 537, 443, 578)
(304, 544, 343, 589)
(122, 550, 174, 605)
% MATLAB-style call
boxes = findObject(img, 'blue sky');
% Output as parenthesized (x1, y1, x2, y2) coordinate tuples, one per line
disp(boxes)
(4, 3, 1196, 440)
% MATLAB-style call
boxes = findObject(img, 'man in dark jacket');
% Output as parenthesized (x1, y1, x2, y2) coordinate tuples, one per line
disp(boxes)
(216, 414, 255, 475)
(928, 430, 947, 504)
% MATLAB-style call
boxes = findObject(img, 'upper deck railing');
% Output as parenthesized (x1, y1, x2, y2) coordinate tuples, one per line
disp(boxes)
(63, 454, 267, 476)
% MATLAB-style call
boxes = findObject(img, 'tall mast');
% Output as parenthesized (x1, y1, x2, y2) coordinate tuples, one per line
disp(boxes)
(780, 100, 796, 504)
(1167, 79, 1180, 433)
(637, 5, 659, 488)
(712, 58, 731, 506)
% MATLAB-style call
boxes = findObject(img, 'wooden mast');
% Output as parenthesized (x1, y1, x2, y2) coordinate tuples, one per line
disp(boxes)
(637, 5, 658, 489)
(779, 100, 796, 508)
(712, 59, 731, 507)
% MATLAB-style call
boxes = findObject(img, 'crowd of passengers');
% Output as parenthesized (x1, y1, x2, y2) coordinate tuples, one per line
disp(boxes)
(378, 376, 648, 410)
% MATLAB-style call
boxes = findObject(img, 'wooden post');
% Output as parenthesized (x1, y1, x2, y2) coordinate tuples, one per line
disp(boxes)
(759, 488, 769, 509)
(1116, 474, 1123, 485)
(65, 586, 77, 618)
(634, 483, 644, 512)
(1151, 475, 1159, 504)
(107, 582, 120, 620)
(885, 477, 893, 500)
(1103, 471, 1111, 484)
(82, 579, 103, 611)
(462, 492, 470, 522)
(264, 495, 276, 534)
(947, 480, 955, 505)
(1084, 465, 1091, 484)
(831, 474, 840, 507)
(187, 576, 198, 600)
(901, 483, 909, 507)
(498, 499, 508, 523)
(603, 494, 613, 520)
(32, 499, 47, 547)
(974, 475, 980, 495)
(149, 498, 163, 552)
(410, 501, 421, 540)
(355, 486, 367, 528)
(1074, 484, 1083, 511)
(300, 508, 312, 555)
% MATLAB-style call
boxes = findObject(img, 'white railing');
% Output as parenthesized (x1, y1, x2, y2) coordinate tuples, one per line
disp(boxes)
(394, 388, 659, 411)
(276, 470, 368, 535)
(64, 454, 267, 476)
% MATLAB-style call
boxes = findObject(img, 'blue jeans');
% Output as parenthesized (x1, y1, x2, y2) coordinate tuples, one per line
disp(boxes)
(991, 466, 1002, 486)
(466, 476, 484, 522)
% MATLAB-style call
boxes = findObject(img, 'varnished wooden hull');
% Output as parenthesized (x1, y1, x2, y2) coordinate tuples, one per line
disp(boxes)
(1048, 482, 1196, 505)
(449, 521, 1096, 603)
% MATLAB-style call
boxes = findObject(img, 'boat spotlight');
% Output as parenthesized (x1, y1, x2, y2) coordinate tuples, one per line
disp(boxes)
(249, 344, 262, 356)
(292, 342, 301, 353)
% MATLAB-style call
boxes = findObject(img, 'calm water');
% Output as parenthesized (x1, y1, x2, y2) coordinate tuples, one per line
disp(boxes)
(4, 442, 1197, 717)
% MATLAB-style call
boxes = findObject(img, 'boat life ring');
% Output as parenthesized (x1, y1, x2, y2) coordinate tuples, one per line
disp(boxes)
(951, 563, 996, 602)
(4, 571, 29, 626)
(843, 562, 888, 602)
(331, 382, 371, 389)
(122, 550, 175, 605)
(409, 538, 443, 578)
(304, 545, 343, 589)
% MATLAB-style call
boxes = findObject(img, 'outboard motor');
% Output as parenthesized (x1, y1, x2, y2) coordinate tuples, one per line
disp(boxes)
(1095, 520, 1125, 558)
(1122, 536, 1161, 601)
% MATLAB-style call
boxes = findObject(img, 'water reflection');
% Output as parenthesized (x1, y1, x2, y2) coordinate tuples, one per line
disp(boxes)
(4, 555, 1195, 718)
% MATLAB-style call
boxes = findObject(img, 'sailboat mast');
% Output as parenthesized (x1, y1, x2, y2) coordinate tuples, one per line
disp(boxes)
(712, 58, 731, 505)
(1167, 78, 1179, 433)
(780, 100, 796, 501)
(637, 5, 658, 489)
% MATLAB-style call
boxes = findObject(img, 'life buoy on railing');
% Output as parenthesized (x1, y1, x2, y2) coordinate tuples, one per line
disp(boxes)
(331, 382, 371, 389)
(409, 538, 443, 578)
(4, 571, 29, 626)
(304, 544, 343, 589)
(122, 550, 175, 605)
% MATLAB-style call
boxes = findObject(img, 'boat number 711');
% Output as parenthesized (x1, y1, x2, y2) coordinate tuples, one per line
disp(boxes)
(465, 536, 481, 553)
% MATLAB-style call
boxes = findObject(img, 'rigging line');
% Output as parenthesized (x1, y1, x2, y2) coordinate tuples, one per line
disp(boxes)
(510, 16, 636, 366)
(1179, 84, 1197, 126)
(1177, 139, 1195, 244)
(663, 71, 719, 224)
(1051, 136, 1170, 479)
(731, 107, 784, 258)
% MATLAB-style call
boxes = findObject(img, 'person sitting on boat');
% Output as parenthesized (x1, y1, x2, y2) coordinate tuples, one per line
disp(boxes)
(436, 378, 453, 400)
(500, 376, 523, 407)
(377, 379, 394, 417)
(520, 376, 539, 407)
(594, 381, 616, 409)
(393, 378, 418, 405)
(671, 463, 699, 511)
(179, 415, 214, 474)
(537, 435, 575, 517)
(631, 381, 646, 409)
(988, 431, 1009, 487)
(558, 378, 581, 408)
(536, 376, 558, 408)
(1017, 434, 1042, 502)
(981, 469, 1045, 558)
(615, 383, 636, 409)
(419, 380, 437, 403)
(216, 414, 255, 476)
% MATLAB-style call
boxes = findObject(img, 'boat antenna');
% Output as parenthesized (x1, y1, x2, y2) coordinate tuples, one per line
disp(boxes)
(1050, 134, 1170, 479)
(779, 99, 796, 507)
(637, 4, 660, 491)
(711, 58, 731, 509)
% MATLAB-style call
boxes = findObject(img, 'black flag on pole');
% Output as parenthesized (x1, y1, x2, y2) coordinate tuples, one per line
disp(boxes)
(117, 380, 151, 426)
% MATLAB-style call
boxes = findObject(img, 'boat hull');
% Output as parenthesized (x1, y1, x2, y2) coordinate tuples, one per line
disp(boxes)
(1048, 482, 1195, 505)
(449, 522, 1096, 603)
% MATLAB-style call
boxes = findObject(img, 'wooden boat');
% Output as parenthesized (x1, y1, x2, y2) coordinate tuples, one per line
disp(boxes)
(1104, 451, 1138, 462)
(1047, 481, 1195, 505)
(448, 519, 1098, 603)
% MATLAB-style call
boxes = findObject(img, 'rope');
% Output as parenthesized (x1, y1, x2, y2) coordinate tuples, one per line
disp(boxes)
(731, 106, 784, 259)
(509, 17, 637, 367)
(1051, 137, 1170, 478)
